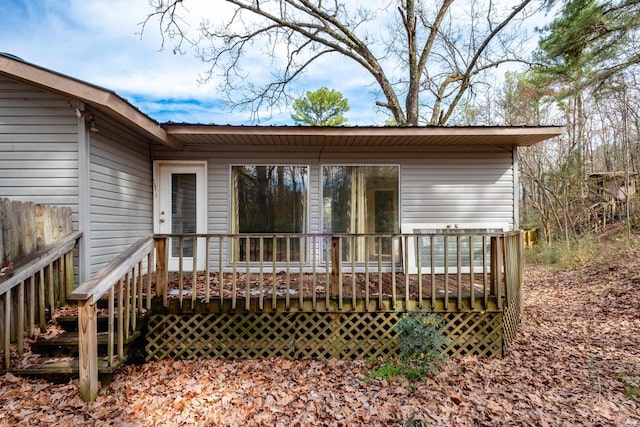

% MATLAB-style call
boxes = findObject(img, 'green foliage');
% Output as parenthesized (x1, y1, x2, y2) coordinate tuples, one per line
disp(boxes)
(536, 0, 640, 89)
(525, 228, 639, 269)
(363, 312, 451, 383)
(394, 312, 452, 377)
(526, 233, 599, 269)
(291, 87, 349, 126)
(618, 374, 640, 400)
(365, 361, 405, 381)
(625, 385, 640, 399)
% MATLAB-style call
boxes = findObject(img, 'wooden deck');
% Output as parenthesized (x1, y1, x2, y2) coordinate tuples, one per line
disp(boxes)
(144, 231, 523, 367)
(166, 271, 491, 299)
(161, 271, 500, 313)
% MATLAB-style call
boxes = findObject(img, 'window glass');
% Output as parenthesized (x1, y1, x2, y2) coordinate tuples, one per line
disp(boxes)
(232, 165, 308, 261)
(171, 173, 197, 258)
(322, 166, 399, 261)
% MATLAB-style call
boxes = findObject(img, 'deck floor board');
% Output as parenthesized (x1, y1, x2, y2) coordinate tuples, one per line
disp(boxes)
(161, 272, 496, 300)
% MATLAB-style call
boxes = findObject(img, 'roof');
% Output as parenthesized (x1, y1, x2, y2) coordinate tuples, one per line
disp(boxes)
(589, 172, 638, 178)
(163, 124, 565, 147)
(0, 53, 564, 149)
(0, 53, 182, 150)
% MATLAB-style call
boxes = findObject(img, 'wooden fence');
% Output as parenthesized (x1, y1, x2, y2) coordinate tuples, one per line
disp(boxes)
(0, 198, 73, 267)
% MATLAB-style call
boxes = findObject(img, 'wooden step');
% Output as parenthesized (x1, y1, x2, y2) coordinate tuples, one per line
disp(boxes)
(31, 331, 142, 356)
(55, 311, 150, 333)
(4, 356, 128, 376)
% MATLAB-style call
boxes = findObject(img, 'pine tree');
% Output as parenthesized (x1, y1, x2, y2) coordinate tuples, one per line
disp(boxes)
(291, 87, 350, 126)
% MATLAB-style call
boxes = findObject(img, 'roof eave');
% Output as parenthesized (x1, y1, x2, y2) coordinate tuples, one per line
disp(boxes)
(164, 124, 565, 147)
(0, 55, 182, 150)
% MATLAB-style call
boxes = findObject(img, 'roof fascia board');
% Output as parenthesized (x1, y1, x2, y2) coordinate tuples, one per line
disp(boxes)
(165, 124, 565, 137)
(164, 124, 565, 147)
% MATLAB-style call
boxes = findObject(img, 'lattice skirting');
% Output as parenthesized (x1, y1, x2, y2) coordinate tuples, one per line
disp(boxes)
(145, 310, 507, 361)
(503, 290, 524, 352)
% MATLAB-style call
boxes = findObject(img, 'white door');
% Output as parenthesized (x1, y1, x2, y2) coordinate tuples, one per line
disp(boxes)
(155, 162, 207, 271)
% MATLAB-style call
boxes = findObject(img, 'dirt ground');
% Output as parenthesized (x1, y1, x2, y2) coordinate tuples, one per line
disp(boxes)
(1, 246, 639, 426)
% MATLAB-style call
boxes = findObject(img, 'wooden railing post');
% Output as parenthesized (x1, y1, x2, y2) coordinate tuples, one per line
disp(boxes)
(155, 237, 168, 305)
(71, 234, 155, 402)
(490, 236, 497, 296)
(78, 299, 98, 402)
(490, 236, 504, 301)
(65, 251, 75, 297)
(331, 236, 340, 296)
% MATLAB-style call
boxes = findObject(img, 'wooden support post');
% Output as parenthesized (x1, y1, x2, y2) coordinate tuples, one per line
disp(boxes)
(28, 275, 35, 337)
(118, 280, 124, 358)
(494, 237, 504, 309)
(331, 237, 340, 297)
(47, 265, 54, 321)
(490, 237, 497, 297)
(58, 256, 65, 306)
(504, 236, 513, 304)
(38, 269, 45, 332)
(78, 299, 98, 402)
(155, 237, 168, 306)
(65, 251, 75, 297)
(17, 282, 24, 355)
(3, 290, 10, 370)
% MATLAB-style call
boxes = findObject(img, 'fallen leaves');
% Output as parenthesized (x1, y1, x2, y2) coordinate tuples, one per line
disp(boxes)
(2, 245, 640, 425)
(0, 262, 13, 277)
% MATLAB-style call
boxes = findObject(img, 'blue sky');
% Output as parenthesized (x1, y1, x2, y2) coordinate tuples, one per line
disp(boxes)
(0, 0, 550, 126)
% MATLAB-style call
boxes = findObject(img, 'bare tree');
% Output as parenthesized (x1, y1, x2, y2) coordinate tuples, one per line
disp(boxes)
(143, 0, 540, 125)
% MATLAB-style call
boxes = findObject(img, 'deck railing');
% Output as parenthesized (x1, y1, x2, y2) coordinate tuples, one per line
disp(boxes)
(154, 230, 522, 312)
(70, 234, 156, 402)
(0, 231, 81, 371)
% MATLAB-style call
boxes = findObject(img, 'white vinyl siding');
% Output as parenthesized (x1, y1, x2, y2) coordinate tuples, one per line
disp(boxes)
(401, 150, 514, 227)
(0, 75, 79, 225)
(89, 119, 153, 273)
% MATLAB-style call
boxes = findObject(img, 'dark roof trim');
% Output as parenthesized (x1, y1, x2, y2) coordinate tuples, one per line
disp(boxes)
(163, 124, 565, 147)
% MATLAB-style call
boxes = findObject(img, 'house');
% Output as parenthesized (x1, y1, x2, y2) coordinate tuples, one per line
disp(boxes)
(588, 172, 636, 202)
(586, 172, 637, 230)
(0, 53, 563, 400)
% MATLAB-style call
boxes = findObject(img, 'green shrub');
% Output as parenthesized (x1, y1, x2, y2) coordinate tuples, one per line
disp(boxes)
(363, 312, 452, 382)
(393, 312, 453, 377)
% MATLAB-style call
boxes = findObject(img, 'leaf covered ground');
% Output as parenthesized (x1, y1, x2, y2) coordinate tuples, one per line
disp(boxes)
(1, 247, 639, 426)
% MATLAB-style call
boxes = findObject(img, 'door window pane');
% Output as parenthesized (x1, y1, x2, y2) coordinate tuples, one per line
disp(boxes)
(171, 173, 197, 258)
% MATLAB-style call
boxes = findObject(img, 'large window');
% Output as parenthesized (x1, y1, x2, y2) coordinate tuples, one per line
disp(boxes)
(232, 165, 308, 261)
(322, 165, 399, 262)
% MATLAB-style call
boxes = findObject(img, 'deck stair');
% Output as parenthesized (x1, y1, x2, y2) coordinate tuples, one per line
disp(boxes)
(6, 301, 148, 377)
(1, 230, 151, 383)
